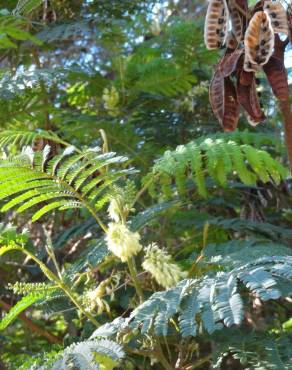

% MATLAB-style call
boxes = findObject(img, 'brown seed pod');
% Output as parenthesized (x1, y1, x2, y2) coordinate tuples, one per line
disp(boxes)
(237, 71, 266, 125)
(263, 35, 289, 101)
(239, 68, 254, 86)
(204, 0, 229, 49)
(228, 0, 245, 42)
(210, 69, 225, 122)
(264, 0, 289, 35)
(220, 48, 244, 77)
(244, 11, 274, 66)
(243, 53, 261, 72)
(209, 68, 240, 131)
(225, 32, 239, 50)
(222, 76, 240, 131)
(288, 11, 292, 44)
(263, 57, 289, 100)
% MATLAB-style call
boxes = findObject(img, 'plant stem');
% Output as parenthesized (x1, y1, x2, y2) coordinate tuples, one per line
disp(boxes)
(132, 173, 160, 206)
(85, 201, 108, 233)
(100, 129, 109, 154)
(155, 340, 173, 370)
(59, 282, 99, 327)
(10, 245, 100, 328)
(127, 257, 144, 303)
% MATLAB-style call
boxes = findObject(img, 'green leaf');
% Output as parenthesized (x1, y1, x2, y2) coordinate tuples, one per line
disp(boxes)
(0, 292, 46, 330)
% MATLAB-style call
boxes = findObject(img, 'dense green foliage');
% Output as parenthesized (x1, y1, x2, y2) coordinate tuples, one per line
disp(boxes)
(0, 1, 291, 369)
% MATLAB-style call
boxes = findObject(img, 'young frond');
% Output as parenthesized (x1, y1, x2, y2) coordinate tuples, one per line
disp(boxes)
(0, 147, 135, 222)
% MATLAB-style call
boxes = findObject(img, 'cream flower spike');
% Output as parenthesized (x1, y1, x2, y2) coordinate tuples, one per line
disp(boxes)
(142, 243, 187, 289)
(106, 222, 142, 262)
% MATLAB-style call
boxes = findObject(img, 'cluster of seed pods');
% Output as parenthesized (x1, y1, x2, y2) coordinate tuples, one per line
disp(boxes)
(204, 0, 291, 131)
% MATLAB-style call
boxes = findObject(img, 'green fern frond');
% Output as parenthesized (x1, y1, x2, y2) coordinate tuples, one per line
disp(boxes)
(0, 147, 135, 222)
(149, 134, 288, 198)
(207, 218, 292, 242)
(0, 130, 73, 149)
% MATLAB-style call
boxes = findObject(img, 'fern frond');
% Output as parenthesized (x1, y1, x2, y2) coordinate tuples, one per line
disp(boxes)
(204, 239, 292, 266)
(0, 130, 73, 149)
(148, 133, 288, 198)
(0, 147, 135, 222)
(128, 58, 197, 97)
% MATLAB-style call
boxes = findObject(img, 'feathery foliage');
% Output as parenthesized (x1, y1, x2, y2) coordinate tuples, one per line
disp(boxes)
(0, 146, 135, 221)
(127, 256, 292, 337)
(148, 133, 288, 198)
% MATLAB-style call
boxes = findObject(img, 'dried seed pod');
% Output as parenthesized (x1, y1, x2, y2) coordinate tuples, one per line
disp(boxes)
(243, 53, 261, 72)
(222, 77, 240, 131)
(244, 11, 274, 66)
(288, 11, 292, 44)
(204, 0, 229, 49)
(240, 68, 254, 86)
(210, 69, 240, 131)
(263, 36, 289, 100)
(237, 72, 266, 125)
(264, 0, 289, 35)
(225, 32, 239, 50)
(228, 0, 245, 42)
(220, 49, 244, 77)
(210, 69, 224, 122)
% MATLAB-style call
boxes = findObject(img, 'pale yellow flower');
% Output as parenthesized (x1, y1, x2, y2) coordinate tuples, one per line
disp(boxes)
(142, 243, 187, 289)
(106, 222, 142, 262)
